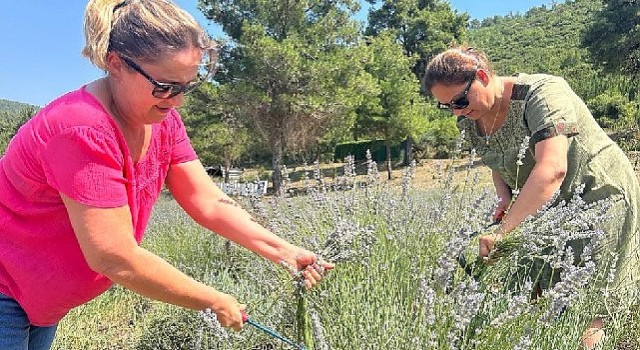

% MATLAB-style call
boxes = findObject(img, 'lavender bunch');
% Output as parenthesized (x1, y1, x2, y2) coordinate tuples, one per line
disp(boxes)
(200, 308, 230, 341)
(316, 219, 376, 264)
(278, 219, 376, 350)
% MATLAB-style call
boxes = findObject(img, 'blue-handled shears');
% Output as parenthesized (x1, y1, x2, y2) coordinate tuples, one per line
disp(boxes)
(242, 311, 307, 350)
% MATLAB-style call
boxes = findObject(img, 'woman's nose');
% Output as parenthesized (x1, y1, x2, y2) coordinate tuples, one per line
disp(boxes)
(166, 93, 185, 108)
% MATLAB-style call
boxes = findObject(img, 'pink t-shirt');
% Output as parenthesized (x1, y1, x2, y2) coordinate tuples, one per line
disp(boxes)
(0, 86, 197, 326)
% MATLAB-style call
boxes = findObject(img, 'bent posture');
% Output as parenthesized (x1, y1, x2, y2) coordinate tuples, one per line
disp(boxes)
(423, 46, 640, 349)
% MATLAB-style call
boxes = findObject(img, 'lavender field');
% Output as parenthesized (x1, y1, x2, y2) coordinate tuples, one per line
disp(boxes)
(52, 153, 640, 350)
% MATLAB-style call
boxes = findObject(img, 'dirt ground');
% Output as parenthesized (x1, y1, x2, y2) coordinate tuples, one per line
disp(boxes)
(243, 151, 640, 194)
(242, 157, 494, 194)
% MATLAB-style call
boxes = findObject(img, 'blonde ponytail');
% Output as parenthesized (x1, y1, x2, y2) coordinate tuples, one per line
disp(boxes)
(82, 0, 124, 71)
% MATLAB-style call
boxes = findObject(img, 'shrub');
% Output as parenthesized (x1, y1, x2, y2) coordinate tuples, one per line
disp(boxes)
(587, 91, 639, 130)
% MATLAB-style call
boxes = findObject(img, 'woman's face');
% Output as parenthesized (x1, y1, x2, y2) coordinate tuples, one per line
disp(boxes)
(110, 47, 203, 125)
(431, 72, 492, 121)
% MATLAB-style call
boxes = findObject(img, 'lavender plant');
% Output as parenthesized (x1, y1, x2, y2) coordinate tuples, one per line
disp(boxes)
(52, 133, 639, 350)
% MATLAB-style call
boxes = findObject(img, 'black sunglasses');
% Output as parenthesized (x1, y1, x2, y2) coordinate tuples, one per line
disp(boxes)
(437, 78, 475, 110)
(120, 56, 203, 99)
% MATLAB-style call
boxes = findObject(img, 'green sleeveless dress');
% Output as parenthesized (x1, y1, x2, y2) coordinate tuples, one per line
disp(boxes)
(458, 73, 640, 296)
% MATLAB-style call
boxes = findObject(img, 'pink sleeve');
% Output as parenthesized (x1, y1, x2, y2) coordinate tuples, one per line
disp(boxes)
(169, 110, 198, 164)
(42, 127, 128, 207)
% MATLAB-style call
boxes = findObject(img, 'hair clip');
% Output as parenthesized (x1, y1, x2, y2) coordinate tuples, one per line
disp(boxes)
(113, 1, 129, 13)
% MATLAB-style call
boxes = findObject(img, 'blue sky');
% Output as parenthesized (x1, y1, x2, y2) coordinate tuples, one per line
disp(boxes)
(0, 0, 562, 107)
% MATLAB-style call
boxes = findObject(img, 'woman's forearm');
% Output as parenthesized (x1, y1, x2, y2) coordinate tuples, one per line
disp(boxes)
(497, 135, 568, 234)
(190, 192, 297, 264)
(62, 195, 229, 314)
(99, 246, 224, 311)
(498, 163, 565, 233)
(166, 162, 298, 265)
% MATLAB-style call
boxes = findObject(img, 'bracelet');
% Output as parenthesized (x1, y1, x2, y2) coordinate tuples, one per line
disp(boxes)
(492, 226, 507, 241)
(499, 225, 508, 235)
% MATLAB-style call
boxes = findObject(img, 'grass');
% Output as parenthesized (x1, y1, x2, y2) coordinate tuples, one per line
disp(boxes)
(51, 155, 640, 350)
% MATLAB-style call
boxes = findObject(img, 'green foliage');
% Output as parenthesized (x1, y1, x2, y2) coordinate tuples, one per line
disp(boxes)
(587, 90, 639, 129)
(414, 114, 460, 159)
(0, 98, 38, 113)
(180, 84, 252, 169)
(0, 106, 39, 154)
(334, 139, 403, 162)
(366, 0, 469, 79)
(183, 0, 640, 170)
(354, 33, 430, 146)
(467, 0, 601, 78)
(467, 0, 639, 133)
(362, 0, 468, 165)
(198, 0, 370, 194)
(583, 0, 640, 74)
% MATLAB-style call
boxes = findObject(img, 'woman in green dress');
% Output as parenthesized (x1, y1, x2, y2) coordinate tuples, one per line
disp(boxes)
(422, 46, 640, 349)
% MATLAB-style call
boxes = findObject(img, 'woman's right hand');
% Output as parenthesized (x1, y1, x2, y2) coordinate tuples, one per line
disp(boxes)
(493, 199, 510, 222)
(210, 291, 246, 331)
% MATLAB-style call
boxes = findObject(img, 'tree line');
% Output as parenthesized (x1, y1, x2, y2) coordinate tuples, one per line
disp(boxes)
(182, 0, 639, 194)
(0, 100, 38, 154)
(1, 0, 638, 195)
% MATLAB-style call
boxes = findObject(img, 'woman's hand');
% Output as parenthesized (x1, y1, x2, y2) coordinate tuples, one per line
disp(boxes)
(210, 291, 246, 331)
(493, 201, 509, 222)
(478, 230, 503, 260)
(283, 247, 335, 289)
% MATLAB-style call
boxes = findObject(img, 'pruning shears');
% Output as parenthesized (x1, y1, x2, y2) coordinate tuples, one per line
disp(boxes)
(241, 311, 307, 350)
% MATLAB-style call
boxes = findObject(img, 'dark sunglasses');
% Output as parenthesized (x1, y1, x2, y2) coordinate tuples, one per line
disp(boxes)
(120, 56, 203, 99)
(437, 78, 475, 110)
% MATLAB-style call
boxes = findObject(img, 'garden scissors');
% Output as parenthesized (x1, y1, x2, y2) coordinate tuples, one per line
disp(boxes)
(241, 311, 307, 350)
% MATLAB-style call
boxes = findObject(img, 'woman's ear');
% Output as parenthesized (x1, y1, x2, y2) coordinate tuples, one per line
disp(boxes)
(476, 69, 491, 86)
(105, 52, 126, 78)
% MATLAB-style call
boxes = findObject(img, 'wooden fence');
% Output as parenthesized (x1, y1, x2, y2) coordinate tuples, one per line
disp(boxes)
(215, 180, 269, 197)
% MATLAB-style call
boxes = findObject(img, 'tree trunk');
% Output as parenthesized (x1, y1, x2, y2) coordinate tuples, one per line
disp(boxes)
(224, 159, 232, 183)
(386, 141, 393, 180)
(404, 136, 413, 166)
(271, 135, 285, 196)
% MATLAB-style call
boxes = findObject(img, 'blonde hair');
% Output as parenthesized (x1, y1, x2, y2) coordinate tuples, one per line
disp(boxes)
(422, 45, 494, 95)
(82, 0, 216, 70)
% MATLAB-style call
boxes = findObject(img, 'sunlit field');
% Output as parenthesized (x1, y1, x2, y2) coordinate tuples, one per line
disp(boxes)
(52, 151, 640, 350)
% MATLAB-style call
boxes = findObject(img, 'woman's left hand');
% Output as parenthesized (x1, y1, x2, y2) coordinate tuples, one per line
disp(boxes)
(284, 247, 335, 289)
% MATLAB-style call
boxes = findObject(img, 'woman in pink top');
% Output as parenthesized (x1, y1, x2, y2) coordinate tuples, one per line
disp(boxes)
(0, 1, 333, 349)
